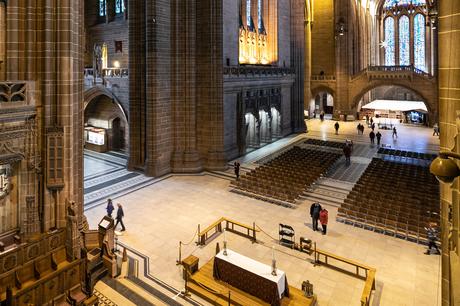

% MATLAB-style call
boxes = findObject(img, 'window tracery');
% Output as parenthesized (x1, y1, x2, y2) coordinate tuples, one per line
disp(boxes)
(99, 0, 106, 17)
(239, 0, 273, 65)
(382, 0, 428, 71)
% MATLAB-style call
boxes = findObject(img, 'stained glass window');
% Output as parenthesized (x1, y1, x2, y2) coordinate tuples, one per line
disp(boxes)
(384, 0, 425, 9)
(247, 0, 251, 27)
(99, 0, 106, 17)
(115, 0, 124, 14)
(399, 15, 410, 66)
(257, 0, 263, 30)
(414, 14, 426, 71)
(384, 17, 395, 66)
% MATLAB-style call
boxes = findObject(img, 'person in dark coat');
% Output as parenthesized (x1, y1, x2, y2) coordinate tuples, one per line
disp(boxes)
(234, 161, 240, 180)
(392, 127, 398, 138)
(343, 144, 352, 166)
(106, 198, 114, 218)
(376, 131, 382, 146)
(369, 131, 375, 144)
(371, 122, 375, 131)
(310, 202, 322, 231)
(334, 122, 340, 135)
(356, 124, 361, 135)
(319, 208, 329, 235)
(360, 124, 365, 135)
(115, 203, 126, 232)
(424, 222, 440, 255)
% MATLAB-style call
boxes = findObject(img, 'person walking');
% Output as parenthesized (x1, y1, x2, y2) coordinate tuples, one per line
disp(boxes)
(106, 198, 114, 218)
(392, 127, 398, 138)
(319, 208, 329, 235)
(115, 203, 126, 232)
(334, 122, 340, 135)
(369, 131, 375, 144)
(357, 123, 361, 135)
(343, 143, 352, 166)
(365, 114, 369, 125)
(424, 222, 440, 255)
(376, 131, 382, 146)
(371, 122, 375, 131)
(433, 123, 439, 136)
(309, 202, 322, 231)
(234, 161, 240, 180)
(360, 124, 365, 135)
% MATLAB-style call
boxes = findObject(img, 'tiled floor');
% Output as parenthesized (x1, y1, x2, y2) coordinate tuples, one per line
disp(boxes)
(84, 119, 441, 306)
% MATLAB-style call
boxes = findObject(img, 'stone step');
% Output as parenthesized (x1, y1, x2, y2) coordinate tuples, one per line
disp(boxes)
(310, 184, 350, 196)
(300, 192, 344, 207)
(316, 178, 355, 191)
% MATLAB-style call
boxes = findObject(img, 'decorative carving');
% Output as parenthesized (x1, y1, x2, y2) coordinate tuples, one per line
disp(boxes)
(49, 235, 60, 250)
(46, 126, 64, 190)
(3, 254, 17, 271)
(0, 82, 26, 103)
(93, 44, 103, 78)
(0, 164, 10, 200)
(27, 244, 40, 260)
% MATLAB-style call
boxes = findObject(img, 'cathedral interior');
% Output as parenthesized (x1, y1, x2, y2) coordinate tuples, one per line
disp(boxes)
(0, 0, 459, 305)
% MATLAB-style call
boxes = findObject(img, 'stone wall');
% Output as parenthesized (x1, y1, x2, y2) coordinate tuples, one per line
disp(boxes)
(438, 1, 460, 305)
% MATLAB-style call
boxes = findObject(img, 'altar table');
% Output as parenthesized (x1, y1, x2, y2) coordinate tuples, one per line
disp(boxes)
(213, 249, 289, 306)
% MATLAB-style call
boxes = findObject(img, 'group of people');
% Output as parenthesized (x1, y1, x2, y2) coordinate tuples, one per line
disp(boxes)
(356, 123, 365, 135)
(309, 202, 328, 235)
(106, 199, 126, 232)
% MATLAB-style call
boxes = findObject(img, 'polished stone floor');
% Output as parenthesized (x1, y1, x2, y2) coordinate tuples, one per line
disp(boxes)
(84, 119, 441, 306)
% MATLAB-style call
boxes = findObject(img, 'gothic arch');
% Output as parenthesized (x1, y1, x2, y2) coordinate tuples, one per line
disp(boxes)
(84, 86, 128, 123)
(351, 81, 433, 114)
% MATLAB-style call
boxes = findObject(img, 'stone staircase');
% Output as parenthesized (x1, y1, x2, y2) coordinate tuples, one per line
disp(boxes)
(301, 177, 354, 207)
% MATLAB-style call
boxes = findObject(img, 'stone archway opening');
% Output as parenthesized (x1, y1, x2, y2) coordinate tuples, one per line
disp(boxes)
(84, 94, 129, 153)
(356, 85, 431, 126)
(311, 91, 334, 120)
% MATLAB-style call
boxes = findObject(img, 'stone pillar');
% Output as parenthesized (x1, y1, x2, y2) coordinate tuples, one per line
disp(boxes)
(438, 1, 460, 305)
(334, 0, 350, 120)
(289, 0, 306, 132)
(170, 0, 202, 173)
(0, 1, 5, 79)
(127, 0, 146, 171)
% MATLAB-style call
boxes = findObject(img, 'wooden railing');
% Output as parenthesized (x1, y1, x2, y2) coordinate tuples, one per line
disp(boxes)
(314, 248, 376, 306)
(197, 217, 259, 246)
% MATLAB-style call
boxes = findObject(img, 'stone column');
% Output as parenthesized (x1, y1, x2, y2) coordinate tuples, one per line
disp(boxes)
(438, 1, 460, 305)
(334, 0, 350, 120)
(0, 1, 5, 79)
(170, 0, 202, 173)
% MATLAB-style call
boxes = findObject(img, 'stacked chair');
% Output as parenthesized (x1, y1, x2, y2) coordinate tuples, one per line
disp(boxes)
(231, 146, 341, 205)
(337, 158, 439, 243)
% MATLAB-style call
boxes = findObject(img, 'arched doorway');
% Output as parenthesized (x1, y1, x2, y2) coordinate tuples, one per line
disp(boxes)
(84, 94, 128, 152)
(313, 91, 334, 119)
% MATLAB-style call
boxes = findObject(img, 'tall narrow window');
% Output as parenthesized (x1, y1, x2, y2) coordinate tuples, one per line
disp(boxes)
(399, 15, 410, 66)
(258, 0, 263, 31)
(115, 0, 124, 14)
(414, 14, 426, 71)
(99, 0, 106, 17)
(246, 0, 252, 28)
(384, 17, 395, 66)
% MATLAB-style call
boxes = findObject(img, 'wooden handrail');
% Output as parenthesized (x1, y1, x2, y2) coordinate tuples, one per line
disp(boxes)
(198, 217, 260, 246)
(314, 248, 376, 305)
(360, 269, 376, 306)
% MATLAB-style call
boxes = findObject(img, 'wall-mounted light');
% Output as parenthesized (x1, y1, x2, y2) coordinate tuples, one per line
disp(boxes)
(428, 5, 438, 30)
(113, 60, 120, 68)
(336, 18, 347, 37)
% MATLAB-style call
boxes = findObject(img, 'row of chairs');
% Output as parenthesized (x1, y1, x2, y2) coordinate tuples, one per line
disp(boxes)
(232, 146, 341, 204)
(304, 138, 345, 149)
(338, 158, 440, 244)
(377, 148, 437, 160)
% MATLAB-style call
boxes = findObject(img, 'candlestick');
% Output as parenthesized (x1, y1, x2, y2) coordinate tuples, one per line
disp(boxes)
(224, 228, 227, 242)
(272, 246, 275, 260)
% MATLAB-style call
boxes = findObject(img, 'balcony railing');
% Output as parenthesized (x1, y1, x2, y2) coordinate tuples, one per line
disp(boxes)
(311, 75, 336, 81)
(223, 66, 294, 78)
(365, 65, 433, 79)
(84, 68, 128, 79)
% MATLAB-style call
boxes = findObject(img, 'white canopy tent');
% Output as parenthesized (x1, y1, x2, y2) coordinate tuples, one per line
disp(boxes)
(362, 99, 428, 113)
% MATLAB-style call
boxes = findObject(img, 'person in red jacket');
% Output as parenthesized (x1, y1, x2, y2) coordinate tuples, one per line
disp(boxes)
(319, 208, 328, 235)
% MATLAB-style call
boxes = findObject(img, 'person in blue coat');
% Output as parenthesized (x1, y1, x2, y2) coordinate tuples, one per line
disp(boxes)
(106, 198, 114, 218)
